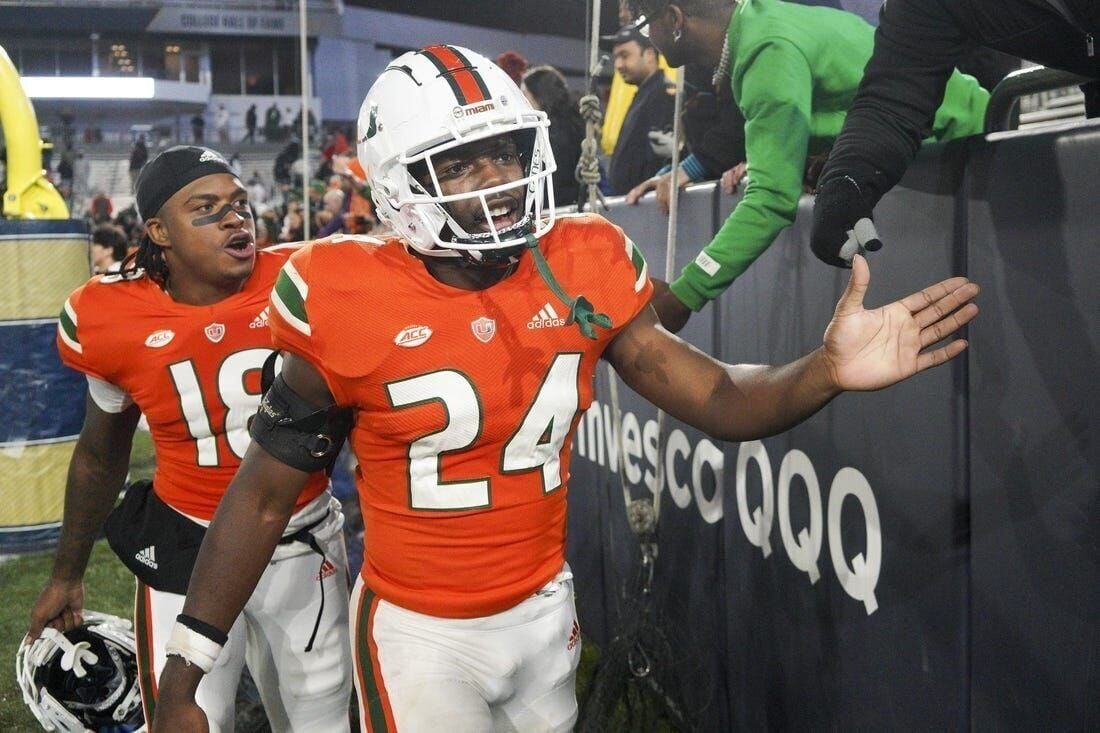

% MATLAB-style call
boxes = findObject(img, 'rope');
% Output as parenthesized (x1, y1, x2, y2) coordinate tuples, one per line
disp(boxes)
(576, 94, 608, 213)
(650, 69, 687, 527)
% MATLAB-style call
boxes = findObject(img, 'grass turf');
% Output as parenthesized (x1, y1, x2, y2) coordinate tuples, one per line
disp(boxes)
(0, 542, 135, 731)
(0, 431, 624, 731)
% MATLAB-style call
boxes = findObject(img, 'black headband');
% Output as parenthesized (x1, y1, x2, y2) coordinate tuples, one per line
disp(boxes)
(135, 145, 236, 220)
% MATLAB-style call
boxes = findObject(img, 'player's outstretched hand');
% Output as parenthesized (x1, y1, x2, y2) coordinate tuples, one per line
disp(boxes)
(821, 255, 979, 391)
(27, 579, 85, 641)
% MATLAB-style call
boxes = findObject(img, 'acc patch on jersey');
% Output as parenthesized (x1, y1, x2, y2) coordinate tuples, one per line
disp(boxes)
(144, 329, 175, 348)
(395, 325, 433, 347)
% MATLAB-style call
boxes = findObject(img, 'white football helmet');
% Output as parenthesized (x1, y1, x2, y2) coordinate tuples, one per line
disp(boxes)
(16, 611, 145, 732)
(358, 44, 557, 258)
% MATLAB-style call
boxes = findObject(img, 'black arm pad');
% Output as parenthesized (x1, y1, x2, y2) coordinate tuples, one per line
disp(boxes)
(249, 374, 352, 473)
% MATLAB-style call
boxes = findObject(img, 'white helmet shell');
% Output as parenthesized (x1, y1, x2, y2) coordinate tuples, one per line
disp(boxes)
(357, 44, 557, 257)
(16, 611, 145, 732)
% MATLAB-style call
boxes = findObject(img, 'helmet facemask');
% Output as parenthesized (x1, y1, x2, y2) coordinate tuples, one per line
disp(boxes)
(396, 123, 556, 265)
(358, 45, 557, 264)
(403, 128, 552, 267)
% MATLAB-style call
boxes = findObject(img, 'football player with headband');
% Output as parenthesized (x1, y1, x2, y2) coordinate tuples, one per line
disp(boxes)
(26, 146, 353, 732)
(154, 46, 980, 732)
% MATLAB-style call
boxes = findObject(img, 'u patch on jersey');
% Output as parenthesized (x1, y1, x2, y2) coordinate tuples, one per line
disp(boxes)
(471, 317, 496, 343)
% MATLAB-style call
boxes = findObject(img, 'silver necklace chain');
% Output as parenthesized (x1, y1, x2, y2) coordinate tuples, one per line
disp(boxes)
(712, 32, 731, 89)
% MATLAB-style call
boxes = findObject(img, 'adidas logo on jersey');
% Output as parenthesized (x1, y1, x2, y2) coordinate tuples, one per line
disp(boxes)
(135, 545, 158, 570)
(567, 619, 580, 651)
(249, 306, 270, 329)
(528, 303, 566, 330)
(315, 559, 338, 581)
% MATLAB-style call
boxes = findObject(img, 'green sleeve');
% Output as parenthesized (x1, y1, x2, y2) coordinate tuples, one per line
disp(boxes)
(670, 39, 812, 311)
(930, 70, 990, 141)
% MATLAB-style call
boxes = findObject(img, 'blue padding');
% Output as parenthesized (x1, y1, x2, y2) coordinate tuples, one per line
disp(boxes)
(0, 219, 88, 237)
(0, 524, 61, 554)
(0, 322, 85, 444)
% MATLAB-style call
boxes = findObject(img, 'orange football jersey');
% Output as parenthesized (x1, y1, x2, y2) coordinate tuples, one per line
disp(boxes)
(269, 215, 652, 618)
(57, 248, 328, 519)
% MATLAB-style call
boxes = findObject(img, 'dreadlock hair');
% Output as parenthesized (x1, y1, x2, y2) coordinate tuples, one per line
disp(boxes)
(119, 232, 170, 288)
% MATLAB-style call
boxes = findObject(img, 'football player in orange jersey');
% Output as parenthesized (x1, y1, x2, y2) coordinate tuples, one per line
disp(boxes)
(26, 146, 353, 733)
(153, 47, 979, 732)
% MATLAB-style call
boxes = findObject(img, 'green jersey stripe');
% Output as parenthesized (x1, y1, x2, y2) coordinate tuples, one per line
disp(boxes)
(627, 239, 648, 292)
(58, 299, 82, 353)
(272, 265, 310, 335)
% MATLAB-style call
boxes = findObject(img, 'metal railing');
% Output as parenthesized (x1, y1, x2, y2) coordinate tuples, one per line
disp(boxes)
(984, 65, 1092, 133)
(0, 0, 342, 10)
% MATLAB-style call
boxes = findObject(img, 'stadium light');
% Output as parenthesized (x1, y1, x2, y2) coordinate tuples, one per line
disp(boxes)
(20, 76, 156, 100)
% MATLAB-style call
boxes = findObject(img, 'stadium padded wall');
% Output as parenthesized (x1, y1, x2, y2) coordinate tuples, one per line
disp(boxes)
(566, 121, 1099, 730)
(0, 219, 89, 553)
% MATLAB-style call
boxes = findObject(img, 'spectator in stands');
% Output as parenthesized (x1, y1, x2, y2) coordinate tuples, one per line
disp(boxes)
(246, 171, 268, 207)
(114, 204, 140, 243)
(88, 192, 113, 225)
(214, 104, 231, 144)
(256, 207, 280, 249)
(244, 103, 258, 144)
(57, 144, 77, 189)
(620, 0, 860, 213)
(495, 50, 528, 87)
(90, 224, 128, 275)
(625, 63, 747, 213)
(274, 140, 299, 190)
(606, 23, 676, 195)
(522, 65, 586, 207)
(128, 135, 148, 190)
(190, 113, 205, 143)
(332, 150, 376, 226)
(811, 0, 1100, 267)
(315, 188, 347, 238)
(264, 103, 282, 142)
(629, 0, 990, 333)
(279, 203, 304, 243)
(228, 153, 242, 177)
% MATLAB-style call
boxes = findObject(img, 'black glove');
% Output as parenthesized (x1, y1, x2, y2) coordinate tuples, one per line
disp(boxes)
(811, 175, 880, 268)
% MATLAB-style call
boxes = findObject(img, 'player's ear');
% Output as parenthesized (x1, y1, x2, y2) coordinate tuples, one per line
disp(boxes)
(145, 217, 170, 248)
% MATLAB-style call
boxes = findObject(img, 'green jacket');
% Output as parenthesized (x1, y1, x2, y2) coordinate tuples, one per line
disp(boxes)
(669, 0, 989, 311)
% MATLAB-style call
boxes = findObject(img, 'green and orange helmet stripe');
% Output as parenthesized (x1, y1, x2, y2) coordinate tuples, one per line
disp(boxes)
(418, 44, 492, 106)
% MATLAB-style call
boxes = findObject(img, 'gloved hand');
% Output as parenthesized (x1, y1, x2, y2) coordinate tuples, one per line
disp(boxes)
(811, 175, 881, 268)
(647, 129, 676, 158)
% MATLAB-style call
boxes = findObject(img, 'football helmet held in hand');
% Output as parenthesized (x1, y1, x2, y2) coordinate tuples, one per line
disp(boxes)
(16, 611, 144, 732)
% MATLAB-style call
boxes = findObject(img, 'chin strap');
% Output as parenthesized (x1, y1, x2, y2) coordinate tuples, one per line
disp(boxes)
(524, 234, 612, 340)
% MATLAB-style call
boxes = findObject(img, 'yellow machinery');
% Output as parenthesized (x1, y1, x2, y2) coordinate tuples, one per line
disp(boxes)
(0, 44, 69, 219)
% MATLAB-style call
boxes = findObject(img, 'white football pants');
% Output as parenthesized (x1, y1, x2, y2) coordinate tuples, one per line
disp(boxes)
(134, 491, 352, 732)
(351, 566, 581, 733)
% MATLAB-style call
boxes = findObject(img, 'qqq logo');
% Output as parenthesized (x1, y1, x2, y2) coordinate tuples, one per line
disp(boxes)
(575, 400, 881, 614)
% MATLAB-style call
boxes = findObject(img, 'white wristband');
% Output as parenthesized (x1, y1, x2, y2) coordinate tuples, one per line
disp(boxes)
(164, 621, 223, 674)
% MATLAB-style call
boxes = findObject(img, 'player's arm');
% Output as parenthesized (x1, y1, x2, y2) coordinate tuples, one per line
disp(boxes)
(28, 394, 140, 639)
(605, 255, 979, 441)
(153, 353, 338, 731)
